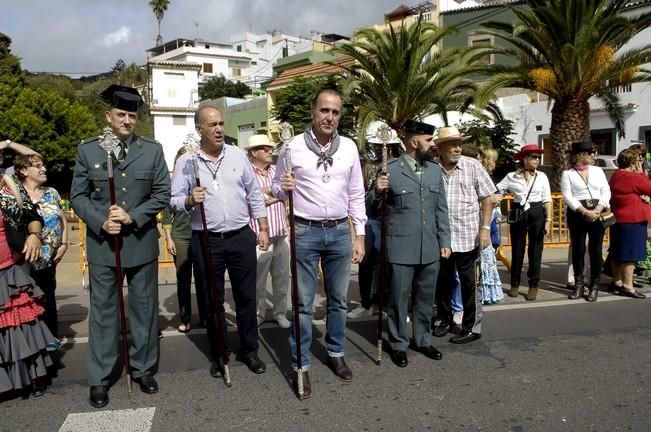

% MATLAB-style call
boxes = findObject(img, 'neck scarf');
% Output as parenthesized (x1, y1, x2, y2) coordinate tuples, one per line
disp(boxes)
(304, 129, 340, 169)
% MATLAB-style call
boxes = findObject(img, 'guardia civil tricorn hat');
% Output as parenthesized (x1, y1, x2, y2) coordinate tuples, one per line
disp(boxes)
(400, 119, 435, 136)
(99, 84, 146, 112)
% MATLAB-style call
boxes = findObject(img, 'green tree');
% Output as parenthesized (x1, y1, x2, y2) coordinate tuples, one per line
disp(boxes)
(476, 0, 651, 189)
(458, 118, 518, 181)
(26, 74, 77, 101)
(269, 75, 357, 140)
(0, 86, 98, 192)
(0, 32, 24, 86)
(334, 16, 486, 150)
(199, 74, 252, 100)
(149, 0, 171, 46)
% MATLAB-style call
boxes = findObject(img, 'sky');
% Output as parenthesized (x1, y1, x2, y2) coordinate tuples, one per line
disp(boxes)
(1, 0, 411, 77)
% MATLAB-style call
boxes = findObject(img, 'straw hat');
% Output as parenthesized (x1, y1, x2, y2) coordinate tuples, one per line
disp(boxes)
(433, 126, 469, 145)
(244, 134, 273, 151)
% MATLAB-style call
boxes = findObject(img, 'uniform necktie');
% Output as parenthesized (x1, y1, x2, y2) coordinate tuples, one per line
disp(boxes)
(116, 141, 126, 161)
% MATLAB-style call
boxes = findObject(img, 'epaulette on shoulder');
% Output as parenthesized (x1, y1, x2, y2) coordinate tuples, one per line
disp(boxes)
(79, 136, 99, 146)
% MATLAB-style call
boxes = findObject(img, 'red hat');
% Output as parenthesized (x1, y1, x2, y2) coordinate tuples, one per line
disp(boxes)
(514, 144, 544, 161)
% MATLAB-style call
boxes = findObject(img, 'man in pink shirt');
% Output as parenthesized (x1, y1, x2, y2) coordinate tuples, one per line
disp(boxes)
(273, 88, 367, 399)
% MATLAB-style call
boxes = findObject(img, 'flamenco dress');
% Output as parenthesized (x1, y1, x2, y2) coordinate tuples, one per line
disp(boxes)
(0, 214, 55, 394)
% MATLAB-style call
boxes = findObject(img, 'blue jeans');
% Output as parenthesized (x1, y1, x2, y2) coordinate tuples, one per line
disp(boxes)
(289, 219, 352, 369)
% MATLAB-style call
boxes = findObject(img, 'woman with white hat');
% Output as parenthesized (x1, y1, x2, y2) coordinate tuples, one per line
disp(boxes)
(496, 144, 552, 301)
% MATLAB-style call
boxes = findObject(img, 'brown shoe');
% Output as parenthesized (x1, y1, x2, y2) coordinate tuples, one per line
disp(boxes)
(292, 371, 311, 400)
(527, 287, 538, 301)
(507, 287, 519, 298)
(326, 356, 353, 382)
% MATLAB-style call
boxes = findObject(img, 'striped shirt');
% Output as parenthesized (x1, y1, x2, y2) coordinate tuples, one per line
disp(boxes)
(436, 156, 496, 253)
(250, 163, 287, 238)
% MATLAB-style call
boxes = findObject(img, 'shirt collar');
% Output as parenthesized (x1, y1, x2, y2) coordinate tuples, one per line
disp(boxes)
(309, 128, 333, 149)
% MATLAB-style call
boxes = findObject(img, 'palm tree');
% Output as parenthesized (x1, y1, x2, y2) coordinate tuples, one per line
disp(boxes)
(334, 16, 488, 150)
(149, 0, 171, 46)
(475, 0, 651, 189)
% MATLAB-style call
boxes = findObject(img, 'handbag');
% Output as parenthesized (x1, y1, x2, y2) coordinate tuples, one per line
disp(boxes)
(507, 173, 537, 224)
(574, 169, 616, 228)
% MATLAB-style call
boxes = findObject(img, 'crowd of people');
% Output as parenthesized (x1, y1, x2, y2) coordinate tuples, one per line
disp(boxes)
(1, 84, 650, 406)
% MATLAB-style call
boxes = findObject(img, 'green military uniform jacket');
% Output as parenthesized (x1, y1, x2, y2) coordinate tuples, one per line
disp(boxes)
(70, 134, 171, 267)
(371, 154, 451, 265)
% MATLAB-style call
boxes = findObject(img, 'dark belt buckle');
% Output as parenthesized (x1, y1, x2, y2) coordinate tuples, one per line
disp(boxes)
(322, 220, 336, 228)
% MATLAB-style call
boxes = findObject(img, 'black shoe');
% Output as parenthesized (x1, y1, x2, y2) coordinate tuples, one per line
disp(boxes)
(134, 375, 159, 394)
(89, 385, 109, 408)
(607, 281, 622, 294)
(411, 344, 443, 360)
(586, 287, 598, 302)
(390, 350, 408, 368)
(239, 353, 266, 374)
(292, 371, 311, 400)
(210, 362, 223, 378)
(449, 331, 482, 344)
(619, 288, 646, 299)
(433, 321, 451, 337)
(31, 378, 46, 398)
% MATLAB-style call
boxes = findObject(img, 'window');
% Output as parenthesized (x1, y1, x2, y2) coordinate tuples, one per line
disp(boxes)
(173, 116, 186, 126)
(639, 126, 651, 148)
(237, 45, 242, 52)
(232, 68, 241, 77)
(590, 128, 616, 155)
(203, 63, 213, 73)
(468, 35, 494, 65)
(251, 61, 257, 65)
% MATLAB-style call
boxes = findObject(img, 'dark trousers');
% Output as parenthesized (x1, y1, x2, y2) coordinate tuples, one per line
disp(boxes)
(435, 248, 482, 334)
(358, 218, 381, 309)
(509, 202, 546, 288)
(31, 266, 58, 338)
(172, 237, 204, 324)
(191, 227, 258, 361)
(566, 209, 605, 285)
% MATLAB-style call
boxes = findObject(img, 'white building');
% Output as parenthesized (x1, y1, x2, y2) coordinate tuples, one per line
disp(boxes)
(230, 30, 308, 88)
(147, 60, 201, 170)
(148, 38, 252, 86)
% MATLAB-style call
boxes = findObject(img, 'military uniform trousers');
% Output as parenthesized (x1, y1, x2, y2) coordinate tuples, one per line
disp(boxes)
(387, 261, 440, 351)
(87, 260, 159, 386)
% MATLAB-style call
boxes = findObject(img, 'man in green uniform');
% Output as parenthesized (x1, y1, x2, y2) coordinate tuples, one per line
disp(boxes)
(369, 120, 451, 367)
(70, 85, 171, 408)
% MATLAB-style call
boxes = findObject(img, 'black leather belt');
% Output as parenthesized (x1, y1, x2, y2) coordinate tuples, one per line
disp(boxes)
(206, 225, 248, 239)
(294, 216, 348, 228)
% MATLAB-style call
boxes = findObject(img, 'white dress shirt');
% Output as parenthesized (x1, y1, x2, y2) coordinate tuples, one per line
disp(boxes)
(496, 170, 552, 209)
(560, 165, 611, 211)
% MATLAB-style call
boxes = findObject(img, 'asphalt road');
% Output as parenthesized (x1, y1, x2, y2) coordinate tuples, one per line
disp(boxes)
(3, 296, 651, 432)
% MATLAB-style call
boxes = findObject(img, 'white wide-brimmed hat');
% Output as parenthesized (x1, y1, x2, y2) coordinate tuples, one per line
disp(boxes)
(244, 134, 273, 151)
(433, 126, 470, 145)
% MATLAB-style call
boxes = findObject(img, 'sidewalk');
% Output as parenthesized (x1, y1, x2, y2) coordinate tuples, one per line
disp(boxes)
(54, 227, 648, 338)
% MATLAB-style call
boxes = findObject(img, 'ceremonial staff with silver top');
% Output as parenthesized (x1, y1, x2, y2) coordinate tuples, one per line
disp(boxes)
(182, 133, 231, 387)
(98, 126, 132, 393)
(278, 122, 305, 397)
(374, 123, 392, 365)
(71, 84, 171, 409)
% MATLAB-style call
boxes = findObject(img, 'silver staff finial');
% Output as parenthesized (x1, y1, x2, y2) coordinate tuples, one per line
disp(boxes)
(98, 127, 120, 153)
(279, 122, 294, 144)
(376, 123, 392, 145)
(183, 133, 200, 158)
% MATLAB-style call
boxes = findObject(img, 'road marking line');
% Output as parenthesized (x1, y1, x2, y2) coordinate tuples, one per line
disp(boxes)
(59, 407, 155, 432)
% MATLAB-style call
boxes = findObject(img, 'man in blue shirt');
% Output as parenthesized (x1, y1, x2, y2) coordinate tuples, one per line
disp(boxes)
(170, 104, 270, 378)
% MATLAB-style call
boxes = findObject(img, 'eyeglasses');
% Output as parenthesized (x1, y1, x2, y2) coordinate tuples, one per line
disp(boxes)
(588, 150, 597, 155)
(30, 163, 46, 169)
(528, 155, 540, 160)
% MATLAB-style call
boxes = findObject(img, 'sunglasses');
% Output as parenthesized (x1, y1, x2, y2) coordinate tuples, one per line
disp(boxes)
(528, 155, 541, 160)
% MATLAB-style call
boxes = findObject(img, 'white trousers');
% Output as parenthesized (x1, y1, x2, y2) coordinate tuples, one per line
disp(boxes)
(256, 235, 290, 320)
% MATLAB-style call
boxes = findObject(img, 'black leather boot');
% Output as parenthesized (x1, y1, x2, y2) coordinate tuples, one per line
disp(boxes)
(568, 275, 584, 299)
(586, 279, 599, 302)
